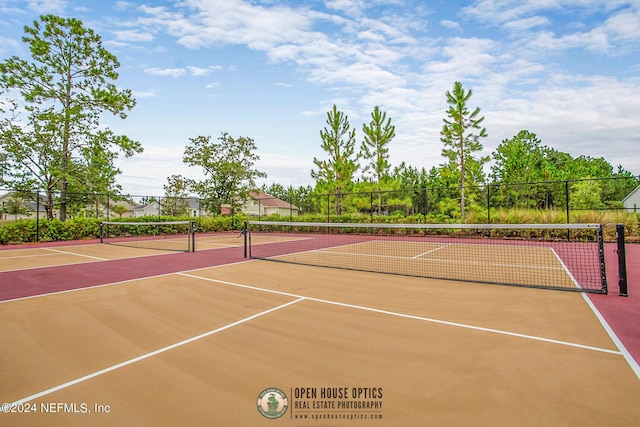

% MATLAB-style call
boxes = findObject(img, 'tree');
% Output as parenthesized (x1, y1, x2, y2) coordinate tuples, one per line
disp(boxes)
(111, 204, 128, 218)
(570, 179, 606, 209)
(491, 131, 545, 183)
(490, 130, 550, 208)
(161, 174, 190, 217)
(361, 106, 395, 214)
(311, 105, 359, 214)
(183, 132, 265, 214)
(0, 15, 142, 221)
(261, 183, 287, 201)
(440, 81, 488, 219)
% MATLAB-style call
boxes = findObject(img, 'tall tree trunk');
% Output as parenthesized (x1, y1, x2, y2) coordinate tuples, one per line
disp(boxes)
(459, 135, 466, 219)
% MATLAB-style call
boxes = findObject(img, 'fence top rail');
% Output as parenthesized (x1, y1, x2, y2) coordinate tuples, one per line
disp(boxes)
(247, 221, 601, 230)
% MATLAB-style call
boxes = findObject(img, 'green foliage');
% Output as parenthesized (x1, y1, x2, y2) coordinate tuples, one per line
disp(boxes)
(183, 132, 265, 215)
(311, 105, 360, 214)
(0, 217, 102, 244)
(0, 194, 32, 218)
(111, 204, 129, 217)
(570, 179, 606, 209)
(161, 174, 190, 216)
(440, 81, 489, 218)
(361, 106, 395, 200)
(0, 14, 141, 221)
(0, 219, 38, 244)
(2, 207, 639, 245)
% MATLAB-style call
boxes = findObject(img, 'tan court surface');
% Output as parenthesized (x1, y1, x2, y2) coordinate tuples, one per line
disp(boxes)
(0, 234, 280, 272)
(1, 257, 639, 426)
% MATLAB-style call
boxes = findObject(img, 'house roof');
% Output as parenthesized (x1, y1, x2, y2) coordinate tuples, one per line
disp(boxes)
(0, 192, 47, 211)
(248, 191, 298, 210)
(622, 185, 640, 203)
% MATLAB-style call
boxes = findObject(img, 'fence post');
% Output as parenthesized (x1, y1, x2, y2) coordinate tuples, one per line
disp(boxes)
(486, 184, 491, 224)
(423, 188, 428, 220)
(36, 191, 40, 243)
(565, 180, 570, 224)
(326, 194, 330, 223)
(370, 191, 374, 223)
(564, 180, 570, 240)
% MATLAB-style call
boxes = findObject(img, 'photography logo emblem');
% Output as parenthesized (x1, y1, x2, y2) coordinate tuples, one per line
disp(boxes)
(257, 388, 288, 419)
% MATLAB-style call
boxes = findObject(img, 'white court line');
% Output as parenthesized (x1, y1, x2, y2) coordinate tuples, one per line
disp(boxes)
(177, 273, 621, 356)
(0, 249, 193, 274)
(0, 260, 258, 304)
(5, 297, 305, 408)
(412, 244, 450, 259)
(0, 252, 60, 260)
(580, 293, 640, 379)
(313, 250, 566, 271)
(550, 247, 583, 289)
(42, 247, 108, 261)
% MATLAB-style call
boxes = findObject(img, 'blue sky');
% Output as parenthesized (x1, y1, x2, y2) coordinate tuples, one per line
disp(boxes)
(0, 0, 638, 197)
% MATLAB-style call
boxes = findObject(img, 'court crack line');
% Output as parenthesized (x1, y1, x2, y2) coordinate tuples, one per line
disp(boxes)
(177, 272, 621, 357)
(6, 297, 305, 408)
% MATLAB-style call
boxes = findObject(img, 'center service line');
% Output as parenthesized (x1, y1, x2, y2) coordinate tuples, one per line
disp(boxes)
(4, 297, 305, 409)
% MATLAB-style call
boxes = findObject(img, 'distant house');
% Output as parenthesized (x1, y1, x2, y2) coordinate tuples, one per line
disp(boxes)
(131, 201, 161, 217)
(241, 191, 299, 217)
(186, 197, 206, 217)
(127, 198, 208, 218)
(622, 185, 640, 212)
(0, 192, 50, 220)
(109, 200, 140, 218)
(219, 192, 299, 217)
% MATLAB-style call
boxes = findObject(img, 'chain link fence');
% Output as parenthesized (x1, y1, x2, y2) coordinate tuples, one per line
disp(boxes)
(1, 175, 639, 242)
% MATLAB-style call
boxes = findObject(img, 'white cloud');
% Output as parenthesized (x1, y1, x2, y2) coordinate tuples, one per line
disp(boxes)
(323, 0, 366, 17)
(504, 15, 550, 31)
(26, 0, 66, 14)
(133, 90, 157, 98)
(604, 9, 640, 43)
(115, 146, 204, 197)
(144, 67, 187, 78)
(112, 29, 154, 43)
(186, 65, 222, 76)
(440, 20, 462, 32)
(115, 1, 134, 12)
(257, 152, 315, 187)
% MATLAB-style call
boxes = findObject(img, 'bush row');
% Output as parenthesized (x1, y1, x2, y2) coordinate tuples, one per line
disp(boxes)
(1, 210, 638, 245)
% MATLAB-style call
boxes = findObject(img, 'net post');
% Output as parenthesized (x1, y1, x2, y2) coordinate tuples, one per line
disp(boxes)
(191, 220, 196, 252)
(616, 224, 628, 297)
(99, 222, 104, 243)
(596, 225, 607, 294)
(243, 221, 248, 258)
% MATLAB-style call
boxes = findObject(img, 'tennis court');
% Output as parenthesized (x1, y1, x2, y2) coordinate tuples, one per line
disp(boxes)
(1, 224, 639, 426)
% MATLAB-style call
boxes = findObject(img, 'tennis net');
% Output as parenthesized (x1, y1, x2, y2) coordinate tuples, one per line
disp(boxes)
(244, 221, 607, 293)
(100, 220, 196, 252)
